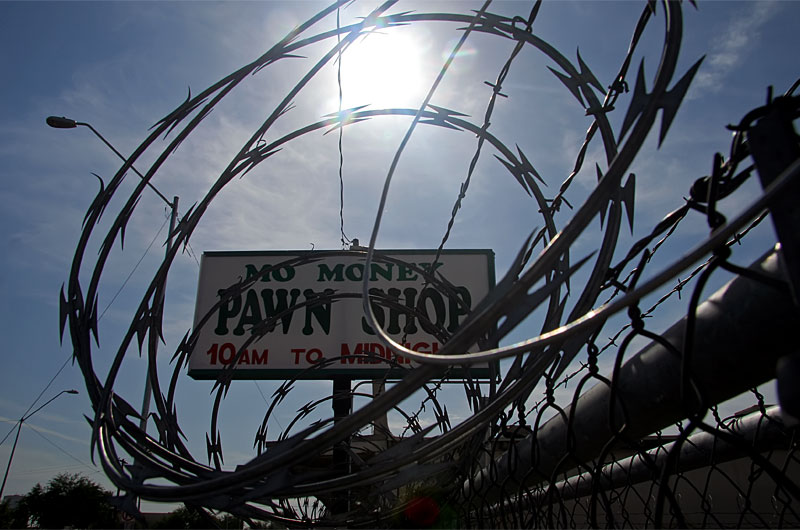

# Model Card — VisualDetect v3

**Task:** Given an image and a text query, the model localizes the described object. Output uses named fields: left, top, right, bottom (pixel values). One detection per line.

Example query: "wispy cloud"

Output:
left=0, top=416, right=88, bottom=446
left=693, top=1, right=781, bottom=92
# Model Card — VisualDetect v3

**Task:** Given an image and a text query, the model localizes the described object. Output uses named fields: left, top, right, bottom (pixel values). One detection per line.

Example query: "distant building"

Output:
left=1, top=494, right=23, bottom=510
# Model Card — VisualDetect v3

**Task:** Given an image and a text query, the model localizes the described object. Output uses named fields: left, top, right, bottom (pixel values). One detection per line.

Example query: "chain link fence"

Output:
left=60, top=1, right=799, bottom=526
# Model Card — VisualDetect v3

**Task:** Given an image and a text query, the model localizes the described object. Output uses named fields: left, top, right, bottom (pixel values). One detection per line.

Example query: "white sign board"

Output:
left=188, top=250, right=495, bottom=380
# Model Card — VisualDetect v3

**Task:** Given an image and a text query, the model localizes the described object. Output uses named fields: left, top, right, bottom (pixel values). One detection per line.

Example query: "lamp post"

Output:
left=46, top=116, right=175, bottom=208
left=46, top=116, right=179, bottom=436
left=0, top=389, right=79, bottom=500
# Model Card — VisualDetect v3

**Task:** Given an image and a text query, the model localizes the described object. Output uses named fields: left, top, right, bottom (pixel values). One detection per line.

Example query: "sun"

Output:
left=333, top=29, right=428, bottom=111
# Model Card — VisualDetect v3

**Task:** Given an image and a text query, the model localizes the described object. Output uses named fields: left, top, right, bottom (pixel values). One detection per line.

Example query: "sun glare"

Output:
left=332, top=30, right=428, bottom=111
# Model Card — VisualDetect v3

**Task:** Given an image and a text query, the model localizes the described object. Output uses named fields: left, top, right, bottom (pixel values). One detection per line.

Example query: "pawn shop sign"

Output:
left=188, top=249, right=495, bottom=380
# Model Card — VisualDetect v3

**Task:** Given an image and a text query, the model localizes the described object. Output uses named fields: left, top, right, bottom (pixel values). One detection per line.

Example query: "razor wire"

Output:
left=58, top=0, right=800, bottom=527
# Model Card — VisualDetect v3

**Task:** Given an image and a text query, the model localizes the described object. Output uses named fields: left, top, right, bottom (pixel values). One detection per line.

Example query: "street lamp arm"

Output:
left=77, top=122, right=175, bottom=209
left=0, top=389, right=78, bottom=500
left=46, top=114, right=180, bottom=444
left=46, top=116, right=175, bottom=209
left=22, top=389, right=79, bottom=423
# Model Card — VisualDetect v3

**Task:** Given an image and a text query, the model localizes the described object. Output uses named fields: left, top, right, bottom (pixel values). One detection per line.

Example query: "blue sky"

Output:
left=1, top=0, right=798, bottom=510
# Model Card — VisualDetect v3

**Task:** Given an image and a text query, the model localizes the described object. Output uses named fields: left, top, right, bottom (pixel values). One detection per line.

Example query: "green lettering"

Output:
left=234, top=290, right=263, bottom=336
left=370, top=263, right=393, bottom=281
left=302, top=288, right=333, bottom=335
left=318, top=263, right=344, bottom=282
left=418, top=261, right=444, bottom=276
left=417, top=288, right=446, bottom=335
left=245, top=263, right=295, bottom=282
left=260, top=288, right=301, bottom=334
left=245, top=264, right=272, bottom=282
left=272, top=266, right=294, bottom=282
left=398, top=263, right=418, bottom=281
left=345, top=264, right=364, bottom=281
left=362, top=288, right=386, bottom=335
left=215, top=291, right=242, bottom=335
left=448, top=287, right=472, bottom=332
left=387, top=287, right=418, bottom=334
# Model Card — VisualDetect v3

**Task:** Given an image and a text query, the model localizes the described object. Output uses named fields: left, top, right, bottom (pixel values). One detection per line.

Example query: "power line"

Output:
left=184, top=240, right=201, bottom=268
left=25, top=424, right=99, bottom=476
left=252, top=382, right=284, bottom=431
left=0, top=423, right=18, bottom=449
left=252, top=381, right=269, bottom=405
left=98, top=214, right=170, bottom=322
left=336, top=6, right=351, bottom=249
left=3, top=212, right=169, bottom=451
left=9, top=463, right=91, bottom=478
left=0, top=355, right=72, bottom=449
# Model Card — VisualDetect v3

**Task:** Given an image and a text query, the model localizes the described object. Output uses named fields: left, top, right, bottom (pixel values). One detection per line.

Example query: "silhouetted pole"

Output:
left=0, top=389, right=78, bottom=500
left=46, top=116, right=179, bottom=435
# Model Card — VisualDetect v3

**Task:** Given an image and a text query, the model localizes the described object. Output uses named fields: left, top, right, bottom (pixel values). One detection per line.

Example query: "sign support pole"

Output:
left=331, top=375, right=352, bottom=514
left=372, top=380, right=388, bottom=443
left=140, top=196, right=179, bottom=434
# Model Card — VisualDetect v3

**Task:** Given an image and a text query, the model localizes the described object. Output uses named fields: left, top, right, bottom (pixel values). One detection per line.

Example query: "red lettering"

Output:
left=251, top=349, right=268, bottom=365
left=206, top=343, right=218, bottom=364
left=292, top=348, right=304, bottom=364
left=219, top=343, right=235, bottom=365
left=205, top=344, right=270, bottom=366
left=306, top=348, right=323, bottom=364
left=399, top=343, right=410, bottom=364
left=412, top=342, right=430, bottom=354
left=341, top=343, right=363, bottom=364
left=368, top=343, right=385, bottom=364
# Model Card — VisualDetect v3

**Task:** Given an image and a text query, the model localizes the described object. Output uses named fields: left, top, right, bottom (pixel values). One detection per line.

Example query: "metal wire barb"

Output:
left=60, top=1, right=800, bottom=527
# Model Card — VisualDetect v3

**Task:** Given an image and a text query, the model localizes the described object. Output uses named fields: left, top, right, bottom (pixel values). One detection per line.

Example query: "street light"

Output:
left=0, top=389, right=79, bottom=500
left=46, top=116, right=175, bottom=209
left=47, top=116, right=179, bottom=436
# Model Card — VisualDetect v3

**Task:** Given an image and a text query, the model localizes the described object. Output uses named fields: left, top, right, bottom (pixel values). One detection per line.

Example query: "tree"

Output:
left=0, top=497, right=29, bottom=529
left=152, top=506, right=274, bottom=529
left=152, top=505, right=220, bottom=529
left=21, top=473, right=119, bottom=529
